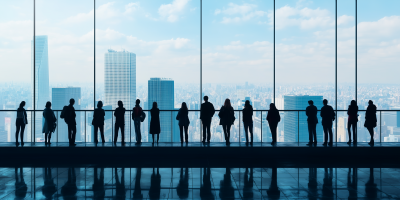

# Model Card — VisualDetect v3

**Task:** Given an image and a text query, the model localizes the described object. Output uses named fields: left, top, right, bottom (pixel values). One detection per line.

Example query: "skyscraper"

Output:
left=148, top=78, right=174, bottom=142
left=52, top=87, right=81, bottom=142
left=283, top=95, right=323, bottom=142
left=104, top=49, right=136, bottom=141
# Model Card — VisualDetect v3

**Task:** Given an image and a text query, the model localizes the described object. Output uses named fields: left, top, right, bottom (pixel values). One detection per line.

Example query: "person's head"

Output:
left=308, top=100, right=314, bottom=105
left=203, top=96, right=209, bottom=102
left=45, top=101, right=51, bottom=108
left=19, top=101, right=25, bottom=108
left=118, top=100, right=123, bottom=107
left=244, top=100, right=250, bottom=108
left=270, top=103, right=277, bottom=110
left=351, top=100, right=357, bottom=107
left=136, top=99, right=140, bottom=106
left=323, top=99, right=328, bottom=106
left=369, top=100, right=373, bottom=105
left=152, top=102, right=158, bottom=109
left=69, top=98, right=75, bottom=105
left=181, top=102, right=188, bottom=110
left=224, top=99, right=232, bottom=108
left=97, top=101, right=103, bottom=108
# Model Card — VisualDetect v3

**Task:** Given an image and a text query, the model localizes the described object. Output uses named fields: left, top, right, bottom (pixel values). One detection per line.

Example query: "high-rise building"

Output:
left=52, top=87, right=81, bottom=142
left=148, top=78, right=174, bottom=142
left=283, top=95, right=323, bottom=142
left=104, top=49, right=136, bottom=141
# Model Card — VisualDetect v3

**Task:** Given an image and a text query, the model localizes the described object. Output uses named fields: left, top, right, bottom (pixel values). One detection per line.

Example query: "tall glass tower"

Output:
left=148, top=78, right=174, bottom=142
left=104, top=49, right=136, bottom=141
left=284, top=95, right=323, bottom=142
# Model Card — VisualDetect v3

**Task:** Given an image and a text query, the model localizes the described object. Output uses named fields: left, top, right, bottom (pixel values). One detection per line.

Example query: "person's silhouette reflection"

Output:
left=149, top=168, right=161, bottom=200
left=115, top=168, right=126, bottom=199
left=365, top=168, right=378, bottom=199
left=92, top=168, right=105, bottom=199
left=61, top=168, right=77, bottom=200
left=219, top=168, right=234, bottom=199
left=14, top=168, right=27, bottom=199
left=267, top=168, right=280, bottom=199
left=200, top=168, right=214, bottom=200
left=322, top=168, right=334, bottom=199
left=177, top=168, right=189, bottom=199
left=133, top=168, right=143, bottom=199
left=347, top=168, right=358, bottom=199
left=243, top=168, right=254, bottom=199
left=307, top=168, right=318, bottom=200
left=42, top=168, right=56, bottom=199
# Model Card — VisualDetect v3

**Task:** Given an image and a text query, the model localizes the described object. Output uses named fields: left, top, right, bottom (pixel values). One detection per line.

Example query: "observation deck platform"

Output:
left=1, top=142, right=399, bottom=168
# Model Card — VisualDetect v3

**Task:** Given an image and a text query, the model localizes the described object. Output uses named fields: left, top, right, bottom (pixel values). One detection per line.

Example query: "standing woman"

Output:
left=150, top=102, right=161, bottom=144
left=176, top=102, right=190, bottom=144
left=43, top=101, right=56, bottom=145
left=347, top=100, right=359, bottom=144
left=92, top=101, right=105, bottom=144
left=267, top=103, right=280, bottom=145
left=364, top=100, right=377, bottom=146
left=218, top=99, right=235, bottom=145
left=15, top=101, right=28, bottom=146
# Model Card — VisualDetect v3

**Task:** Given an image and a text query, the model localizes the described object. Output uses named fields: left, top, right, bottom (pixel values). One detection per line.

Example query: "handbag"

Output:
left=140, top=111, right=146, bottom=122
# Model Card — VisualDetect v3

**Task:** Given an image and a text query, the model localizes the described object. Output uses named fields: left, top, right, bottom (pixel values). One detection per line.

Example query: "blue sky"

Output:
left=0, top=0, right=399, bottom=85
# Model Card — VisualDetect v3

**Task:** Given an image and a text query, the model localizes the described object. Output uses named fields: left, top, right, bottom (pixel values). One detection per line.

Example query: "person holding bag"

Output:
left=43, top=101, right=56, bottom=145
left=92, top=101, right=105, bottom=144
left=219, top=99, right=235, bottom=145
left=132, top=99, right=145, bottom=144
left=176, top=102, right=190, bottom=144
left=364, top=100, right=377, bottom=146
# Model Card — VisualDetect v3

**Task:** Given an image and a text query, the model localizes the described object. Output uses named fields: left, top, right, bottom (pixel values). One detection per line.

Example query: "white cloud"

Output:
left=124, top=2, right=140, bottom=15
left=64, top=2, right=120, bottom=24
left=273, top=5, right=334, bottom=29
left=158, top=0, right=190, bottom=22
left=215, top=3, right=267, bottom=24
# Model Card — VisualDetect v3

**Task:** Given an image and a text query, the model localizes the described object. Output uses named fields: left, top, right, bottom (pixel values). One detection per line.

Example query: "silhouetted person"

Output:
left=14, top=168, right=27, bottom=199
left=177, top=168, right=189, bottom=199
left=347, top=168, right=358, bottom=199
left=266, top=168, right=280, bottom=199
left=114, top=100, right=126, bottom=145
left=306, top=100, right=318, bottom=146
left=61, top=168, right=77, bottom=200
left=365, top=168, right=378, bottom=199
left=132, top=99, right=145, bottom=144
left=149, top=168, right=161, bottom=200
left=308, top=168, right=318, bottom=200
left=133, top=168, right=143, bottom=199
left=92, top=168, right=105, bottom=199
left=200, top=96, right=215, bottom=143
left=115, top=168, right=126, bottom=199
left=219, top=168, right=234, bottom=200
left=364, top=100, right=377, bottom=146
left=322, top=168, right=334, bottom=199
left=43, top=101, right=56, bottom=145
left=243, top=100, right=254, bottom=145
left=92, top=101, right=105, bottom=144
left=176, top=102, right=190, bottom=144
left=219, top=99, right=235, bottom=145
left=62, top=98, right=77, bottom=146
left=200, top=168, right=214, bottom=200
left=243, top=168, right=254, bottom=199
left=150, top=102, right=161, bottom=144
left=267, top=103, right=280, bottom=145
left=347, top=100, right=358, bottom=144
left=15, top=101, right=28, bottom=146
left=42, top=168, right=56, bottom=199
left=320, top=99, right=335, bottom=146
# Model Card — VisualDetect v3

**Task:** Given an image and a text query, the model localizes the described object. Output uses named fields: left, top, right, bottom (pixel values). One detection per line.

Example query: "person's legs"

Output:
left=352, top=123, right=357, bottom=142
left=48, top=131, right=52, bottom=143
left=44, top=132, right=48, bottom=144
left=179, top=125, right=184, bottom=143
left=121, top=125, right=125, bottom=143
left=67, top=124, right=72, bottom=144
left=100, top=125, right=105, bottom=143
left=328, top=127, right=333, bottom=144
left=270, top=124, right=277, bottom=143
left=114, top=124, right=119, bottom=144
left=71, top=125, right=77, bottom=144
left=249, top=123, right=253, bottom=143
left=227, top=125, right=231, bottom=142
left=222, top=125, right=228, bottom=141
left=184, top=126, right=188, bottom=143
left=206, top=124, right=211, bottom=142
left=244, top=123, right=249, bottom=143
left=202, top=123, right=207, bottom=142
left=94, top=126, right=99, bottom=143
left=134, top=119, right=141, bottom=143
left=20, top=124, right=25, bottom=143
left=157, top=134, right=159, bottom=143
left=323, top=125, right=328, bottom=144
left=16, top=124, right=21, bottom=144
left=312, top=123, right=317, bottom=143
left=152, top=134, right=155, bottom=143
left=347, top=123, right=352, bottom=142
left=367, top=127, right=374, bottom=143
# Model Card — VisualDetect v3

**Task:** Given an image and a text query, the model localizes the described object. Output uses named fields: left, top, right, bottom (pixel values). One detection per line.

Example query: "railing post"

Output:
left=171, top=111, right=173, bottom=143
left=112, top=111, right=114, bottom=143
left=130, top=111, right=132, bottom=143
left=380, top=111, right=382, bottom=143
left=85, top=111, right=86, bottom=143
left=239, top=111, right=241, bottom=143
left=298, top=111, right=299, bottom=145
left=56, top=111, right=58, bottom=143
left=261, top=111, right=263, bottom=143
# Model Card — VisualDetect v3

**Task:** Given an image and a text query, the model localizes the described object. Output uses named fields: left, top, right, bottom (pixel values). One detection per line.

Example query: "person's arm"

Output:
left=24, top=110, right=28, bottom=124
left=306, top=107, right=309, bottom=117
left=114, top=109, right=117, bottom=117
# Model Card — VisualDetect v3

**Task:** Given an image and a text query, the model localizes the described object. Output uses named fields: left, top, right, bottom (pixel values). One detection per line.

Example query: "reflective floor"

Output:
left=1, top=167, right=400, bottom=199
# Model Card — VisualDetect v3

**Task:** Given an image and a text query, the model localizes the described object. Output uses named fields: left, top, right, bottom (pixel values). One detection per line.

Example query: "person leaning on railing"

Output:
left=15, top=101, right=28, bottom=146
left=267, top=103, right=280, bottom=145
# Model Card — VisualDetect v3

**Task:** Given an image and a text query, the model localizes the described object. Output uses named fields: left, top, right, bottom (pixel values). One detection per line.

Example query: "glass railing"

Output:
left=1, top=110, right=398, bottom=143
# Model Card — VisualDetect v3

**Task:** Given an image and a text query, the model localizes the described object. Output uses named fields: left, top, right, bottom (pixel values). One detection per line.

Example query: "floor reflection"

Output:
left=0, top=167, right=399, bottom=199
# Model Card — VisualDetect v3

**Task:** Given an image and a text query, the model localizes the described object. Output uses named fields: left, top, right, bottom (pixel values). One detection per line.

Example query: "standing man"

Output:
left=320, top=99, right=335, bottom=146
left=64, top=98, right=77, bottom=146
left=132, top=99, right=144, bottom=144
left=200, top=96, right=215, bottom=143
left=114, top=101, right=126, bottom=145
left=306, top=100, right=318, bottom=146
